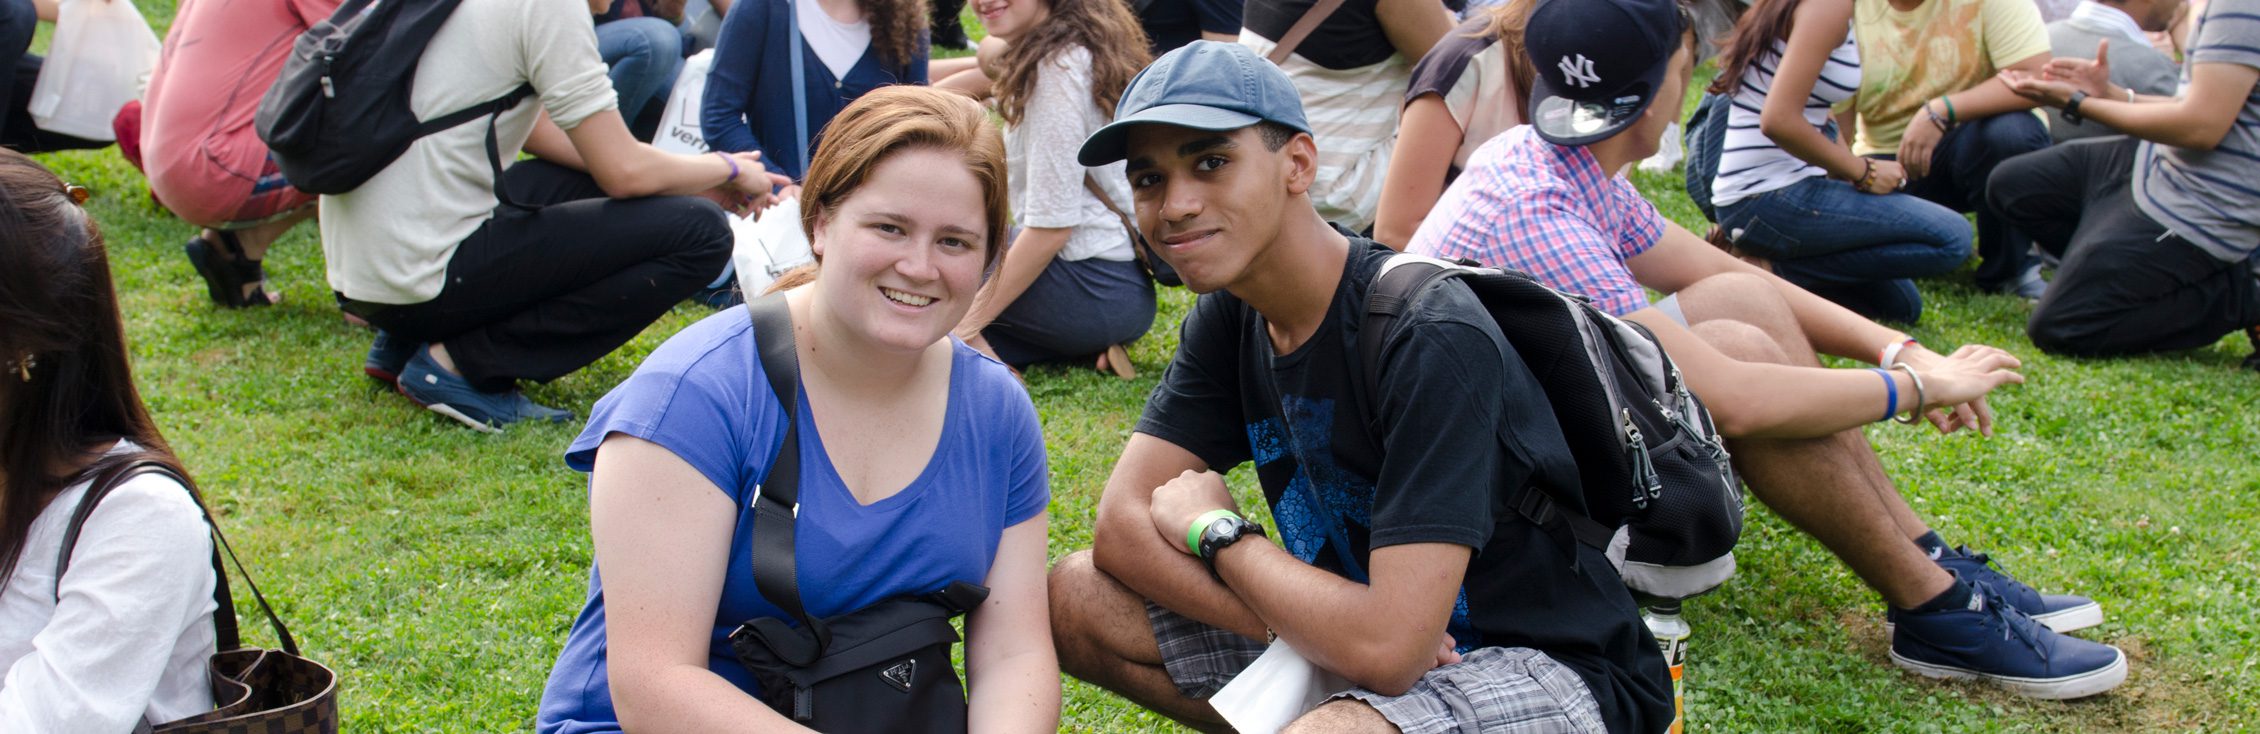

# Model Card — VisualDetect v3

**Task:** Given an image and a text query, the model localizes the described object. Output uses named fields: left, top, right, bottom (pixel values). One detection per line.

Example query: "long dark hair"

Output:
left=0, top=149, right=192, bottom=587
left=867, top=0, right=930, bottom=69
left=990, top=0, right=1151, bottom=127
left=1708, top=0, right=1804, bottom=96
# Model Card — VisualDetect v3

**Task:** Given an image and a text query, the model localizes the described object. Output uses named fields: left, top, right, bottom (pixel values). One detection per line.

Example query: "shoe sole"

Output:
left=366, top=365, right=401, bottom=386
left=393, top=382, right=503, bottom=434
left=1890, top=647, right=2127, bottom=700
left=1887, top=600, right=2104, bottom=636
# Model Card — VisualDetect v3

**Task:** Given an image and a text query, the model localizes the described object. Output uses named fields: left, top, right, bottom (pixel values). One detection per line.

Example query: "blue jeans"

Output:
left=1880, top=112, right=2050, bottom=292
left=596, top=17, right=684, bottom=127
left=1717, top=176, right=1972, bottom=323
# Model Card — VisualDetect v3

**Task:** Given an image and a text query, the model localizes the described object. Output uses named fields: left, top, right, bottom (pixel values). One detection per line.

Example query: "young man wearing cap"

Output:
left=1047, top=40, right=1672, bottom=733
left=1410, top=0, right=2127, bottom=700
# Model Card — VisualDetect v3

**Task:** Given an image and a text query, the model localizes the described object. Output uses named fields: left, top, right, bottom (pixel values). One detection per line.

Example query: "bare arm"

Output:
left=1899, top=52, right=2047, bottom=177
left=1373, top=95, right=1465, bottom=250
left=562, top=108, right=790, bottom=205
left=2004, top=44, right=2260, bottom=150
left=1090, top=435, right=1269, bottom=639
left=1143, top=470, right=1465, bottom=696
left=523, top=110, right=589, bottom=171
left=955, top=227, right=1071, bottom=341
left=1628, top=220, right=1902, bottom=360
left=1757, top=0, right=1872, bottom=183
left=1374, top=0, right=1455, bottom=62
left=591, top=435, right=818, bottom=733
left=964, top=515, right=1062, bottom=733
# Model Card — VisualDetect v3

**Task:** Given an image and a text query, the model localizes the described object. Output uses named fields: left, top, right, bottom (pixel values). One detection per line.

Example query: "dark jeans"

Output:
left=1717, top=176, right=1972, bottom=323
left=982, top=255, right=1157, bottom=367
left=0, top=0, right=105, bottom=153
left=1881, top=112, right=2050, bottom=291
left=1989, top=136, right=2260, bottom=356
left=342, top=160, right=732, bottom=392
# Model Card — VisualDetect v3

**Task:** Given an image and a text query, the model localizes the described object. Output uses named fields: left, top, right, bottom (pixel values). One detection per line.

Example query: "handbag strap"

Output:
left=56, top=459, right=301, bottom=657
left=1082, top=173, right=1140, bottom=246
left=787, top=0, right=810, bottom=171
left=742, top=294, right=828, bottom=654
left=1266, top=0, right=1350, bottom=66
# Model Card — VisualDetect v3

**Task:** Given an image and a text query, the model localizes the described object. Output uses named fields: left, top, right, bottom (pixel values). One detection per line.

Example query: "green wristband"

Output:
left=1187, top=509, right=1238, bottom=555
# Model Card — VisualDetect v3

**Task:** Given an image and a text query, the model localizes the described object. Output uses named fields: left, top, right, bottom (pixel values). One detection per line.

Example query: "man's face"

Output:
left=1627, top=39, right=1696, bottom=161
left=1121, top=125, right=1300, bottom=294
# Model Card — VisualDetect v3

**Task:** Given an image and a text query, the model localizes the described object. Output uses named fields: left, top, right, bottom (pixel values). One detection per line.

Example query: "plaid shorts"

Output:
left=1146, top=604, right=1608, bottom=733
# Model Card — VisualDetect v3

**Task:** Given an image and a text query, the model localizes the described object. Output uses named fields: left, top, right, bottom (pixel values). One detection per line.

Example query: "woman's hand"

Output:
left=1896, top=102, right=1947, bottom=179
left=1858, top=159, right=1906, bottom=194
left=1999, top=69, right=2080, bottom=108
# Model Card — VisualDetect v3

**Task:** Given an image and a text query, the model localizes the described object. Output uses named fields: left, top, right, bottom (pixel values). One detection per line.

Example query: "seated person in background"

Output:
left=595, top=0, right=688, bottom=140
left=536, top=86, right=1058, bottom=733
left=1140, top=0, right=1242, bottom=54
left=1412, top=0, right=2128, bottom=700
left=954, top=0, right=1158, bottom=372
left=331, top=0, right=782, bottom=431
left=0, top=150, right=216, bottom=730
left=1371, top=0, right=1536, bottom=249
left=1992, top=0, right=2260, bottom=362
left=1239, top=0, right=1455, bottom=233
left=1051, top=41, right=1674, bottom=733
left=2043, top=0, right=2183, bottom=142
left=1850, top=0, right=2054, bottom=298
left=0, top=0, right=107, bottom=154
left=1707, top=0, right=1971, bottom=323
left=703, top=0, right=931, bottom=188
left=127, top=0, right=339, bottom=309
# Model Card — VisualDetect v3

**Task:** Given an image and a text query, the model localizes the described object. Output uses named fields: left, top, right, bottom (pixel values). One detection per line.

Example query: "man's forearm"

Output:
left=1942, top=76, right=2041, bottom=120
left=1213, top=540, right=1463, bottom=695
left=1092, top=505, right=1270, bottom=639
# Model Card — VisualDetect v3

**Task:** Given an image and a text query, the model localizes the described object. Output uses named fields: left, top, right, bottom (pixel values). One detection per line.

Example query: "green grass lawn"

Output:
left=37, top=4, right=2260, bottom=731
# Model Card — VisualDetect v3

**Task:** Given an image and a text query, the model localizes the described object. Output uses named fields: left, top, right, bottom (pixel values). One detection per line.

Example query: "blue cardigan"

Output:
left=700, top=0, right=929, bottom=181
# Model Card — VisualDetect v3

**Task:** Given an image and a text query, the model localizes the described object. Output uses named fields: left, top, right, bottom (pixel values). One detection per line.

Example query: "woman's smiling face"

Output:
left=809, top=147, right=992, bottom=353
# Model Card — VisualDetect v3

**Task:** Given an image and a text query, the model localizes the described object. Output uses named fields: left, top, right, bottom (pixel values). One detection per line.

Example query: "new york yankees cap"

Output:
left=1077, top=41, right=1313, bottom=167
left=1523, top=0, right=1689, bottom=146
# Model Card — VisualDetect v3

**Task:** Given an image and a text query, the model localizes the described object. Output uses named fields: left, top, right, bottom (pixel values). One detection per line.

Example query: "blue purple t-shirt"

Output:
left=536, top=306, right=1049, bottom=733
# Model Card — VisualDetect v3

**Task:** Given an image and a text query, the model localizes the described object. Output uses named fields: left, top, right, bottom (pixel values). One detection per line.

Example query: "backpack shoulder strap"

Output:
left=741, top=293, right=827, bottom=660
left=1356, top=255, right=1619, bottom=552
left=1267, top=0, right=1351, bottom=66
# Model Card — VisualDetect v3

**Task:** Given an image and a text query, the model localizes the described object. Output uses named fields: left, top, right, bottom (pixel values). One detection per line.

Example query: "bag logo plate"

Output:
left=881, top=659, right=915, bottom=692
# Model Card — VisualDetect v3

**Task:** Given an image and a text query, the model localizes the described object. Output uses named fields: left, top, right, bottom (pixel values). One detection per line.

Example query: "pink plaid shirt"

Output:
left=1408, top=126, right=1666, bottom=317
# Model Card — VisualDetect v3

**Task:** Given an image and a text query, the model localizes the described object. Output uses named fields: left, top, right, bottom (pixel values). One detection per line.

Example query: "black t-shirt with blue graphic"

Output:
left=1136, top=238, right=1669, bottom=733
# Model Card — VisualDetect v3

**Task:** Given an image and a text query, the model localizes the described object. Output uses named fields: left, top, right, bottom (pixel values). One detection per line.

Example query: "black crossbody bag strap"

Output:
left=743, top=294, right=829, bottom=660
left=57, top=459, right=301, bottom=657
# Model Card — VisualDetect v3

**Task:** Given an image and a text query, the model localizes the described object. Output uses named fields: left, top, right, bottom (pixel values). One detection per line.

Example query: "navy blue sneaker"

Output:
left=364, top=330, right=415, bottom=385
left=1935, top=545, right=2102, bottom=633
left=1891, top=580, right=2127, bottom=700
left=393, top=346, right=572, bottom=432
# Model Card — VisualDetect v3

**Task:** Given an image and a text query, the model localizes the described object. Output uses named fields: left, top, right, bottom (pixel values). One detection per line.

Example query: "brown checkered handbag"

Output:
left=60, top=459, right=340, bottom=734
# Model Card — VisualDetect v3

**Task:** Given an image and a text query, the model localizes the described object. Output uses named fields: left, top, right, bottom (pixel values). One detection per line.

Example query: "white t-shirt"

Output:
left=797, top=0, right=873, bottom=82
left=321, top=0, right=621, bottom=304
left=1004, top=47, right=1134, bottom=263
left=0, top=449, right=217, bottom=732
left=1239, top=33, right=1408, bottom=233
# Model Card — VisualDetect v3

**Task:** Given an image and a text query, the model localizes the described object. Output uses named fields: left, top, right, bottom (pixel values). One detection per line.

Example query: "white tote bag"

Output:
left=653, top=49, right=716, bottom=155
left=30, top=0, right=163, bottom=141
left=732, top=197, right=816, bottom=296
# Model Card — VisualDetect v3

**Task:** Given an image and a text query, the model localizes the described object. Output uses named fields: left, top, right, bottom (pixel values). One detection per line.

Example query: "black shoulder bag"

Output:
left=725, top=294, right=991, bottom=733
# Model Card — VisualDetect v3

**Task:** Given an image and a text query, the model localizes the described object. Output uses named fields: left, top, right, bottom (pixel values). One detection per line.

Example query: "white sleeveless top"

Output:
left=1711, top=30, right=1861, bottom=207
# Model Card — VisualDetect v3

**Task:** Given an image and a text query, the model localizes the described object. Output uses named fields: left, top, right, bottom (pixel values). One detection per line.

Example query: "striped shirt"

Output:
left=2133, top=0, right=2260, bottom=262
left=1241, top=32, right=1408, bottom=233
left=1407, top=126, right=1666, bottom=317
left=1712, top=30, right=1861, bottom=207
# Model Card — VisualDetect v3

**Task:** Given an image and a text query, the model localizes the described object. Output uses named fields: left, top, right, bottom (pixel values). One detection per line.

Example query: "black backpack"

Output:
left=255, top=0, right=534, bottom=197
left=1359, top=254, right=1745, bottom=602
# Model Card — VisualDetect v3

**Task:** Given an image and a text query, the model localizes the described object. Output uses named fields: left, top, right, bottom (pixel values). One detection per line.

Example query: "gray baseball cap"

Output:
left=1077, top=41, right=1314, bottom=167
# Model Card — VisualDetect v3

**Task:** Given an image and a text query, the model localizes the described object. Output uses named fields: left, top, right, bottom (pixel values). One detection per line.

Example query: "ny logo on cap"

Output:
left=1559, top=54, right=1601, bottom=88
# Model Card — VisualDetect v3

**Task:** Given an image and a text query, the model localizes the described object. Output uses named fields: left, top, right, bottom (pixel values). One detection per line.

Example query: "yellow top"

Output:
left=1850, top=0, right=2051, bottom=155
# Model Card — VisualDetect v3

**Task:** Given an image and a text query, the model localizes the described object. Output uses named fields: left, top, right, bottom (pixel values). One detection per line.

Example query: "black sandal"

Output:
left=183, top=230, right=278, bottom=308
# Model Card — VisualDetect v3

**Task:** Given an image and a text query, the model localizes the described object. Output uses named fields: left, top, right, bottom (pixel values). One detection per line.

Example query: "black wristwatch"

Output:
left=2062, top=90, right=2090, bottom=125
left=1196, top=514, right=1268, bottom=581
